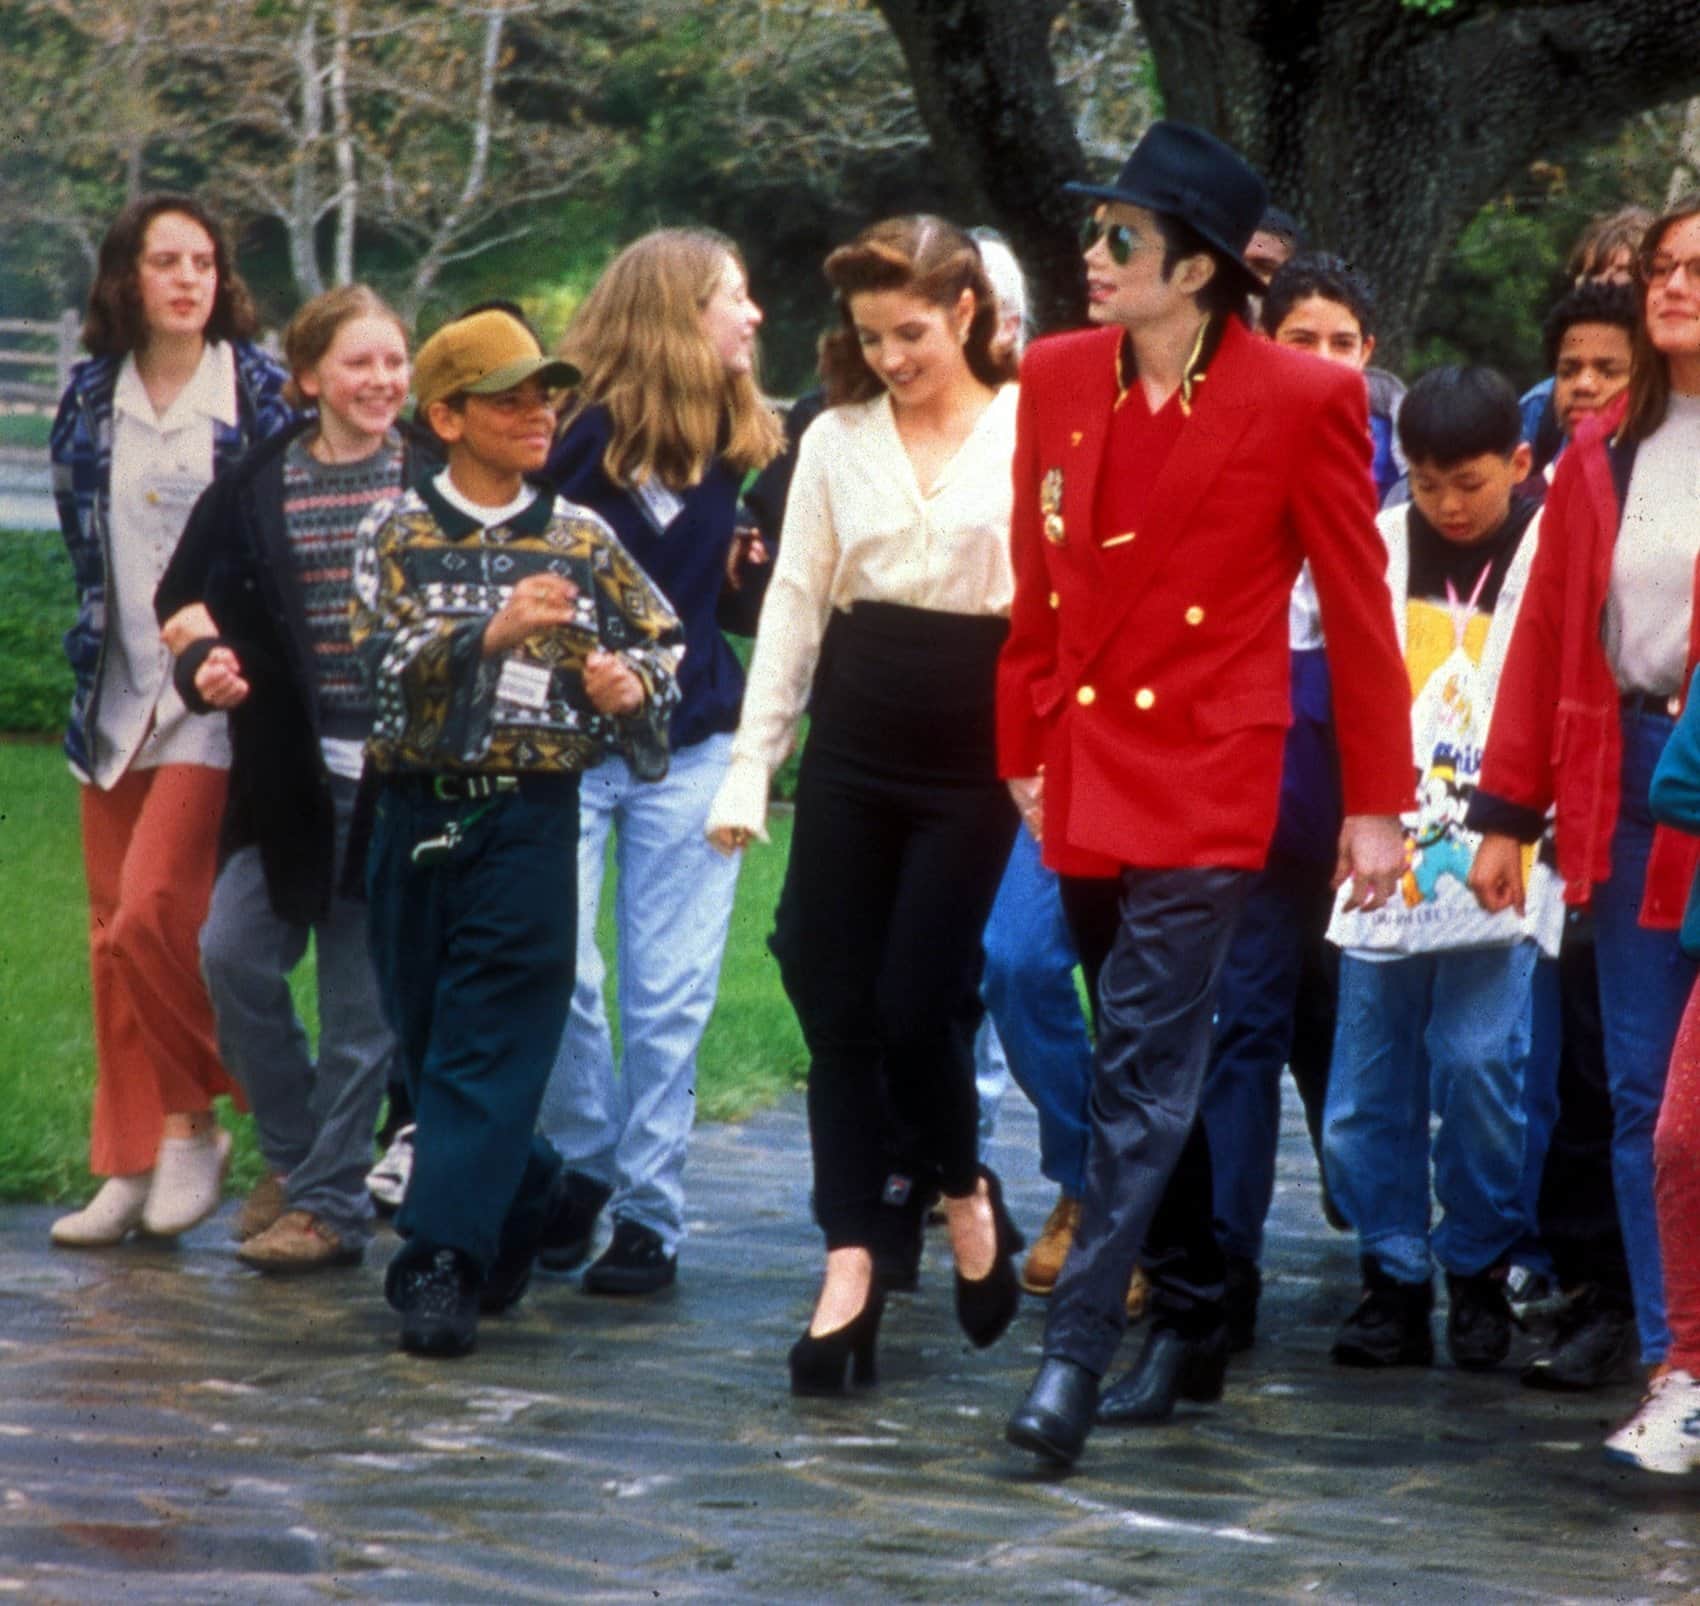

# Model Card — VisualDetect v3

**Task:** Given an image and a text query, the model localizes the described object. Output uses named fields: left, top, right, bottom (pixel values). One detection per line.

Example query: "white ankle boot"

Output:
left=51, top=1174, right=152, bottom=1247
left=143, top=1128, right=233, bottom=1236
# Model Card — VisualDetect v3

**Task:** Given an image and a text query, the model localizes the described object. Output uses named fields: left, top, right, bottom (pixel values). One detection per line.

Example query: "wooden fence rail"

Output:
left=0, top=311, right=80, bottom=406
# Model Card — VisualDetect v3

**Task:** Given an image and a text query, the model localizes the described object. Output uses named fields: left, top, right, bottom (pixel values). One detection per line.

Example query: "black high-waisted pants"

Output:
left=770, top=603, right=1017, bottom=1251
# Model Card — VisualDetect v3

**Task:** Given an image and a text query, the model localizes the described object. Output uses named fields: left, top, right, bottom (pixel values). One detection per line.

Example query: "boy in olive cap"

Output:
left=351, top=308, right=684, bottom=1357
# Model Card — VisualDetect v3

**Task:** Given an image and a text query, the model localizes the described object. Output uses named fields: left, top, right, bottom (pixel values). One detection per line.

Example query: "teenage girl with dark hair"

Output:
left=707, top=215, right=1023, bottom=1392
left=49, top=193, right=292, bottom=1248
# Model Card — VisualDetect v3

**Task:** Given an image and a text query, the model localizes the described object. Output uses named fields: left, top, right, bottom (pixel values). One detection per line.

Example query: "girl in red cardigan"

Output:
left=1470, top=196, right=1700, bottom=1467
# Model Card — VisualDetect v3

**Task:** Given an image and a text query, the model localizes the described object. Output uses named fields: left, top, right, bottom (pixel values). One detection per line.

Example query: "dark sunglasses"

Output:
left=1079, top=215, right=1138, bottom=266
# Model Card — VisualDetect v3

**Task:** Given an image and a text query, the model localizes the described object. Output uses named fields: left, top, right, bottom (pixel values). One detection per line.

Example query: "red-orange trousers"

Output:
left=1658, top=977, right=1700, bottom=1372
left=79, top=763, right=237, bottom=1177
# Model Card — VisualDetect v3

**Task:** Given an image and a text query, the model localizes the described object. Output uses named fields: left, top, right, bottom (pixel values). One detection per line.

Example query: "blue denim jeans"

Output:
left=1591, top=706, right=1697, bottom=1363
left=980, top=827, right=1094, bottom=1195
left=973, top=1019, right=1010, bottom=1162
left=1324, top=944, right=1538, bottom=1284
left=539, top=734, right=740, bottom=1254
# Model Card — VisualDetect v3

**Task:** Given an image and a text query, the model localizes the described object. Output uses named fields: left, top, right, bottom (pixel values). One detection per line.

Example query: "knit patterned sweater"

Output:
left=350, top=476, right=684, bottom=778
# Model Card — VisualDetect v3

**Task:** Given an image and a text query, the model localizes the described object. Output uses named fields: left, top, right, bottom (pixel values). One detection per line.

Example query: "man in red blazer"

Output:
left=1002, top=122, right=1415, bottom=1467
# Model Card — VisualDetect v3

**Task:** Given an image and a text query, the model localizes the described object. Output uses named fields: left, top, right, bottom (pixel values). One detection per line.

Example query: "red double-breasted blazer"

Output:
left=996, top=318, right=1414, bottom=877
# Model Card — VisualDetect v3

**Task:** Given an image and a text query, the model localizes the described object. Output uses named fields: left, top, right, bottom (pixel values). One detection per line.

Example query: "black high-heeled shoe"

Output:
left=789, top=1288, right=887, bottom=1395
left=953, top=1167, right=1026, bottom=1349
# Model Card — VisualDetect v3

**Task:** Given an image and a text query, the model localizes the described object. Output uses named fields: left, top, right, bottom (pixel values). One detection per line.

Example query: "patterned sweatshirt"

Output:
left=350, top=475, right=684, bottom=780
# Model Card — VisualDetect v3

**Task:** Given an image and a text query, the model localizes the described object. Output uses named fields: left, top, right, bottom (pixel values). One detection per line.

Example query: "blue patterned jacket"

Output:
left=49, top=340, right=293, bottom=777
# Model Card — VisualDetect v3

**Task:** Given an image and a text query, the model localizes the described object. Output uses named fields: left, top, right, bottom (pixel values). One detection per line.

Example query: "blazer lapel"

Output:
left=1076, top=325, right=1260, bottom=668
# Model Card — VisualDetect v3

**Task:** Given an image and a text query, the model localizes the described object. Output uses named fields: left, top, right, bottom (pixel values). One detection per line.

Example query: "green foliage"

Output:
left=0, top=530, right=74, bottom=735
left=0, top=414, right=51, bottom=450
left=1407, top=113, right=1682, bottom=387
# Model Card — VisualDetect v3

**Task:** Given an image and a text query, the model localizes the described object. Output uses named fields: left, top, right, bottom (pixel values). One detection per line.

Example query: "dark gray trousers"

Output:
left=199, top=776, right=393, bottom=1245
left=1044, top=865, right=1252, bottom=1376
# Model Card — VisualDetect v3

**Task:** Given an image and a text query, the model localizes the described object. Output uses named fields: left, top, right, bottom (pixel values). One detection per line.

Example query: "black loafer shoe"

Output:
left=1098, top=1321, right=1229, bottom=1424
left=537, top=1169, right=613, bottom=1273
left=1006, top=1357, right=1099, bottom=1467
left=582, top=1218, right=677, bottom=1295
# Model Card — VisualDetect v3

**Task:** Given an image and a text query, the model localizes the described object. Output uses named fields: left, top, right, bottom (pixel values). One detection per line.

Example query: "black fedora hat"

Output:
left=1065, top=120, right=1270, bottom=301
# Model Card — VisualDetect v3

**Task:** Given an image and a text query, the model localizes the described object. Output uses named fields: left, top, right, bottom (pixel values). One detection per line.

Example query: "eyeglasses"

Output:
left=1643, top=254, right=1700, bottom=288
left=1079, top=215, right=1141, bottom=266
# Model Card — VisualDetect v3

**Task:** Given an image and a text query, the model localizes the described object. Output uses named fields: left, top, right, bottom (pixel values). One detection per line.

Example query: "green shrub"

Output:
left=0, top=530, right=73, bottom=735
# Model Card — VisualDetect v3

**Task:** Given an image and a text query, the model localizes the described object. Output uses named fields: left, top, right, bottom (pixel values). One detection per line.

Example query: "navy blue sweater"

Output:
left=545, top=406, right=743, bottom=752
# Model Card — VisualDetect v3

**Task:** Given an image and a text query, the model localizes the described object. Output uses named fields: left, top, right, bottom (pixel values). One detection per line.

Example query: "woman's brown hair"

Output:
left=279, top=284, right=408, bottom=410
left=559, top=228, right=782, bottom=488
left=1621, top=192, right=1700, bottom=445
left=817, top=216, right=1018, bottom=407
left=82, top=193, right=259, bottom=358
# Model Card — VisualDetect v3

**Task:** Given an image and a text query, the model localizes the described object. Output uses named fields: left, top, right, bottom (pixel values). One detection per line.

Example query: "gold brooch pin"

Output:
left=1040, top=467, right=1065, bottom=546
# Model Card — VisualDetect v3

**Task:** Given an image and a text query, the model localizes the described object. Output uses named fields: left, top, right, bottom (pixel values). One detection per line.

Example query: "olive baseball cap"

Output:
left=413, top=309, right=580, bottom=414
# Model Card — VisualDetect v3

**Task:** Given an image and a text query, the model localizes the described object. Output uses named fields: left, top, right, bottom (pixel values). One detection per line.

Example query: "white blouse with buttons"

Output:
left=92, top=340, right=237, bottom=787
left=708, top=383, right=1018, bottom=839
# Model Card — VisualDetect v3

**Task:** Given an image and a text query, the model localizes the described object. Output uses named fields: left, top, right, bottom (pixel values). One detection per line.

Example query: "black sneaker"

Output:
left=1446, top=1268, right=1512, bottom=1371
left=582, top=1218, right=676, bottom=1296
left=1331, top=1259, right=1434, bottom=1367
left=537, top=1170, right=613, bottom=1273
left=388, top=1246, right=480, bottom=1358
left=1223, top=1253, right=1262, bottom=1353
left=1520, top=1284, right=1636, bottom=1391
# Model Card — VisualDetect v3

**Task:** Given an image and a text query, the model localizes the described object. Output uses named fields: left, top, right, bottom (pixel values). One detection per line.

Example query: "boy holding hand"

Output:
left=352, top=309, right=683, bottom=1357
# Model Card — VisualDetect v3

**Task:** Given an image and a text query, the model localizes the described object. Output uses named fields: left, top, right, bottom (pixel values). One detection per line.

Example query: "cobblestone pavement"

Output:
left=1, top=1088, right=1693, bottom=1603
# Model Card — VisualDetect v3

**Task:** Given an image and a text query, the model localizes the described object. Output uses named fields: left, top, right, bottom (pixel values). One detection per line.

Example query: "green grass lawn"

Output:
left=0, top=412, right=52, bottom=451
left=0, top=740, right=806, bottom=1204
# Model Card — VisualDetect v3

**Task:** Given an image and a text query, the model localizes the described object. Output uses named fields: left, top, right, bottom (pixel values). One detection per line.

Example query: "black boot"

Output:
left=1520, top=1284, right=1636, bottom=1390
left=1331, top=1258, right=1434, bottom=1367
left=1445, top=1267, right=1512, bottom=1372
left=1098, top=1320, right=1230, bottom=1424
left=1007, top=1357, right=1099, bottom=1467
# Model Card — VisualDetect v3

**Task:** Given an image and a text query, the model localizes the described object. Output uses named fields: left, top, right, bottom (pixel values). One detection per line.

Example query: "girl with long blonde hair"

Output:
left=535, top=228, right=781, bottom=1293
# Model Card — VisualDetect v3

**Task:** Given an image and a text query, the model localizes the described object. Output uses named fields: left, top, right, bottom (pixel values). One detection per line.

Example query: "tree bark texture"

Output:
left=877, top=0, right=1700, bottom=353
left=872, top=0, right=1089, bottom=332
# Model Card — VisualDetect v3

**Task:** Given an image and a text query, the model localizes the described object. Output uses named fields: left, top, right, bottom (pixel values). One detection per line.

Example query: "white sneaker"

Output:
left=142, top=1127, right=233, bottom=1237
left=366, top=1124, right=415, bottom=1212
left=51, top=1174, right=151, bottom=1247
left=1604, top=1369, right=1700, bottom=1475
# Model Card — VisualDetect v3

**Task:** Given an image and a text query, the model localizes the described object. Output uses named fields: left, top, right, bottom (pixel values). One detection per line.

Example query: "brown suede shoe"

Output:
left=231, top=1174, right=290, bottom=1243
left=1125, top=1265, right=1152, bottom=1322
left=1020, top=1193, right=1081, bottom=1294
left=236, top=1210, right=363, bottom=1274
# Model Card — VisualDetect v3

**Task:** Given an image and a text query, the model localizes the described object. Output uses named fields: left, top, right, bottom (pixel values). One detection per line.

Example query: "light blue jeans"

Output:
left=539, top=733, right=740, bottom=1254
left=1323, top=943, right=1538, bottom=1284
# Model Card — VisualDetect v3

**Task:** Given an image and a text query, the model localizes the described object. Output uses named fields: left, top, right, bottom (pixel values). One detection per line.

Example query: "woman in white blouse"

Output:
left=48, top=195, right=291, bottom=1248
left=707, top=217, right=1023, bottom=1393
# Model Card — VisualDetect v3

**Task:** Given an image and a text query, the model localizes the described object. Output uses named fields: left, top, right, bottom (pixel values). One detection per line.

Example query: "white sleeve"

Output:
left=705, top=419, right=844, bottom=841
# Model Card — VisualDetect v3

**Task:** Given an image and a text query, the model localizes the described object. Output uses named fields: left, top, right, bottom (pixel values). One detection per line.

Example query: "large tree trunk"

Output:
left=871, top=0, right=1088, bottom=333
left=876, top=0, right=1700, bottom=355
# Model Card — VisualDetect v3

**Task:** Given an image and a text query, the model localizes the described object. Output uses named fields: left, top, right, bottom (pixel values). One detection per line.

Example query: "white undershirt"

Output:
left=1606, top=393, right=1700, bottom=695
left=432, top=469, right=537, bottom=529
